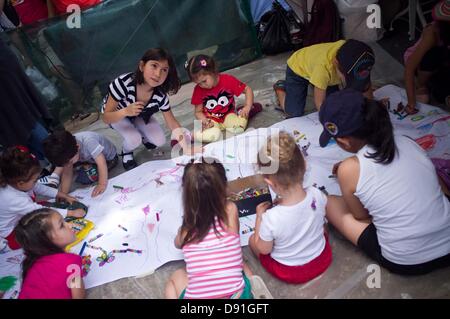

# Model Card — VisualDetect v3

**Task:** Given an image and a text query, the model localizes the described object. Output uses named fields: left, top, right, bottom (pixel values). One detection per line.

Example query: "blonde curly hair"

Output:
left=257, top=131, right=305, bottom=189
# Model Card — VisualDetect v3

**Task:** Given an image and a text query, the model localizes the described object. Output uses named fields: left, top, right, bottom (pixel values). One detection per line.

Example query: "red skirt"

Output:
left=259, top=236, right=332, bottom=284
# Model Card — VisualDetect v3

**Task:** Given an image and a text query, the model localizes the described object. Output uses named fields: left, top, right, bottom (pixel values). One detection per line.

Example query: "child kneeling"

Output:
left=249, top=132, right=332, bottom=283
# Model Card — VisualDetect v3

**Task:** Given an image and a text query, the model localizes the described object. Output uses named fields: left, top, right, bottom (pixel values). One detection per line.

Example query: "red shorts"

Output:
left=5, top=230, right=21, bottom=250
left=259, top=236, right=332, bottom=284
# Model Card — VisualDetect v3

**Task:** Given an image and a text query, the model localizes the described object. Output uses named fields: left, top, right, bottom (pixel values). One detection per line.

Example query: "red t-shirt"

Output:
left=51, top=0, right=101, bottom=15
left=19, top=253, right=82, bottom=299
left=191, top=73, right=246, bottom=123
left=11, top=0, right=48, bottom=25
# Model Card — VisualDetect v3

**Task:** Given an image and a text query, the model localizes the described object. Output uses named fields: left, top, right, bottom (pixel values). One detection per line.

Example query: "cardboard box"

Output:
left=227, top=175, right=273, bottom=217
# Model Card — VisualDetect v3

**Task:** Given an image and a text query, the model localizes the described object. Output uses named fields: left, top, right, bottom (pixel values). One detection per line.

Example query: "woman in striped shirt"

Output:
left=101, top=48, right=200, bottom=170
left=165, top=158, right=253, bottom=299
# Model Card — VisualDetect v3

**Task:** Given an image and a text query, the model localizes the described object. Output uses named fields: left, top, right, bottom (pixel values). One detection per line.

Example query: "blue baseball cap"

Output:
left=336, top=40, right=375, bottom=92
left=319, top=89, right=365, bottom=147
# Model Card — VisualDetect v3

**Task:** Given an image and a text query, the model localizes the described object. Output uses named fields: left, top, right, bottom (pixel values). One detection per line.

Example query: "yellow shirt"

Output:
left=287, top=40, right=345, bottom=90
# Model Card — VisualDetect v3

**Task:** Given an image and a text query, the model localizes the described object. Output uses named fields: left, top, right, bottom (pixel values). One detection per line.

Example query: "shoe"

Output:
left=249, top=102, right=263, bottom=118
left=142, top=137, right=157, bottom=150
left=38, top=173, right=60, bottom=188
left=120, top=151, right=138, bottom=171
left=107, top=154, right=119, bottom=171
left=273, top=80, right=286, bottom=111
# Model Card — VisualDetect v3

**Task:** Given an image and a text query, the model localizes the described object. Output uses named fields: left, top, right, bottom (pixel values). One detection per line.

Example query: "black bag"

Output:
left=257, top=1, right=293, bottom=55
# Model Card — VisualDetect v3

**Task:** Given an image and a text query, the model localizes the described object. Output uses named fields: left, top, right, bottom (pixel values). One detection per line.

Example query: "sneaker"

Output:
left=38, top=172, right=60, bottom=188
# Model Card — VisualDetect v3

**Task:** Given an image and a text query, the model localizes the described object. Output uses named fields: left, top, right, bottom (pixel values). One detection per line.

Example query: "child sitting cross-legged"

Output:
left=249, top=132, right=332, bottom=284
left=165, top=158, right=253, bottom=299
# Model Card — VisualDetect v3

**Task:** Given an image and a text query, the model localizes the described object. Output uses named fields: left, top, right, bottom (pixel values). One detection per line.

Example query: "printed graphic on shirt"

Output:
left=202, top=90, right=234, bottom=121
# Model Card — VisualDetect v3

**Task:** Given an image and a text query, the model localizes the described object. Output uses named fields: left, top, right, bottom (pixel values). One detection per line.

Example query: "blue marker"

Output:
left=79, top=242, right=87, bottom=256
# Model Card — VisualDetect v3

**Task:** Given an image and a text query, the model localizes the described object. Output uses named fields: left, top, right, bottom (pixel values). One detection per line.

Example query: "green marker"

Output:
left=113, top=185, right=124, bottom=190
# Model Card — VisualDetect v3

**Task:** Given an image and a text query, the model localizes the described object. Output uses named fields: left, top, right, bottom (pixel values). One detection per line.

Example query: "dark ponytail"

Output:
left=14, top=208, right=63, bottom=280
left=351, top=99, right=397, bottom=164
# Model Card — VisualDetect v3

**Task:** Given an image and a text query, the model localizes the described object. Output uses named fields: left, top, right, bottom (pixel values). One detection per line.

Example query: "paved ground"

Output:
left=76, top=43, right=450, bottom=299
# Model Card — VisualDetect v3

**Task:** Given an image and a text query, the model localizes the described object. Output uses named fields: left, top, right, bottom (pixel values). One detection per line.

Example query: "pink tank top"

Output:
left=182, top=217, right=244, bottom=299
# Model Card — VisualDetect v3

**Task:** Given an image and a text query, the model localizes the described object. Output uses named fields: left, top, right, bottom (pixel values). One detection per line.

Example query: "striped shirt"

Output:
left=182, top=218, right=244, bottom=299
left=101, top=72, right=170, bottom=123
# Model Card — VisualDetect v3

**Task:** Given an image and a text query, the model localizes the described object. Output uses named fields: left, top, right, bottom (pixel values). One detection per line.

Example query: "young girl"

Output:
left=0, top=146, right=85, bottom=250
left=15, top=208, right=85, bottom=299
left=165, top=158, right=253, bottom=299
left=101, top=48, right=199, bottom=170
left=404, top=0, right=450, bottom=113
left=249, top=132, right=332, bottom=283
left=186, top=54, right=262, bottom=143
left=319, top=89, right=450, bottom=275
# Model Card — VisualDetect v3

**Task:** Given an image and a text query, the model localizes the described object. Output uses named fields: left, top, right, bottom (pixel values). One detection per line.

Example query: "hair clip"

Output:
left=15, top=145, right=36, bottom=160
left=184, top=60, right=189, bottom=70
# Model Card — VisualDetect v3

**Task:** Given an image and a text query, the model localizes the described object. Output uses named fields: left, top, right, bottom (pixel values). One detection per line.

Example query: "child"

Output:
left=165, top=158, right=253, bottom=299
left=249, top=132, right=332, bottom=283
left=319, top=89, right=450, bottom=275
left=0, top=146, right=85, bottom=251
left=274, top=39, right=375, bottom=117
left=101, top=48, right=200, bottom=170
left=186, top=54, right=262, bottom=143
left=43, top=130, right=118, bottom=198
left=404, top=0, right=450, bottom=113
left=15, top=208, right=85, bottom=299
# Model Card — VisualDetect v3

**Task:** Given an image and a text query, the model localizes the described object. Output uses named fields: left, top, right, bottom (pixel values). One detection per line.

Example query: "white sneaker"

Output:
left=38, top=173, right=60, bottom=188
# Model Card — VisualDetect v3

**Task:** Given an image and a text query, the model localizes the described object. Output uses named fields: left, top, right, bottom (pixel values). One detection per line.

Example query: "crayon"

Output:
left=118, top=224, right=128, bottom=232
left=156, top=213, right=160, bottom=222
left=79, top=242, right=87, bottom=256
left=88, top=233, right=103, bottom=243
left=113, top=185, right=124, bottom=190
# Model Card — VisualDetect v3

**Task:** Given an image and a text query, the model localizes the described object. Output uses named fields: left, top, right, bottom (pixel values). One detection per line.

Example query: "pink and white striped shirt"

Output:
left=182, top=217, right=244, bottom=299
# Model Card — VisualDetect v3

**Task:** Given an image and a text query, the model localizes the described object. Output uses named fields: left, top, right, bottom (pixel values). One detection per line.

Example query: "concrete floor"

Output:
left=79, top=43, right=450, bottom=299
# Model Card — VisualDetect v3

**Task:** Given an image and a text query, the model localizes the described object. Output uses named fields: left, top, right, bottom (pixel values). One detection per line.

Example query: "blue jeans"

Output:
left=27, top=121, right=49, bottom=161
left=284, top=66, right=339, bottom=118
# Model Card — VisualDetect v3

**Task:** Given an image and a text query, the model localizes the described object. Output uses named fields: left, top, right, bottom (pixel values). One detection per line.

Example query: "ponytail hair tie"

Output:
left=199, top=59, right=207, bottom=67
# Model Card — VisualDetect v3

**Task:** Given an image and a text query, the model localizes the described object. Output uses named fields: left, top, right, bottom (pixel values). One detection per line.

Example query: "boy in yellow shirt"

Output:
left=275, top=39, right=375, bottom=117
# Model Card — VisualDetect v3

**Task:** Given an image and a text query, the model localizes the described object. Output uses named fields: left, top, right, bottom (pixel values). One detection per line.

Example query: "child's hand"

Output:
left=67, top=208, right=86, bottom=219
left=56, top=191, right=77, bottom=204
left=256, top=201, right=271, bottom=216
left=91, top=183, right=107, bottom=197
left=405, top=104, right=419, bottom=115
left=125, top=101, right=145, bottom=117
left=238, top=105, right=251, bottom=119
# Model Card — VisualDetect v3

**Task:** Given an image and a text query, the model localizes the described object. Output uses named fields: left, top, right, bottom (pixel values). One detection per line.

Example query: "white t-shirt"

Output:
left=355, top=135, right=450, bottom=265
left=259, top=187, right=327, bottom=266
left=0, top=184, right=66, bottom=238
